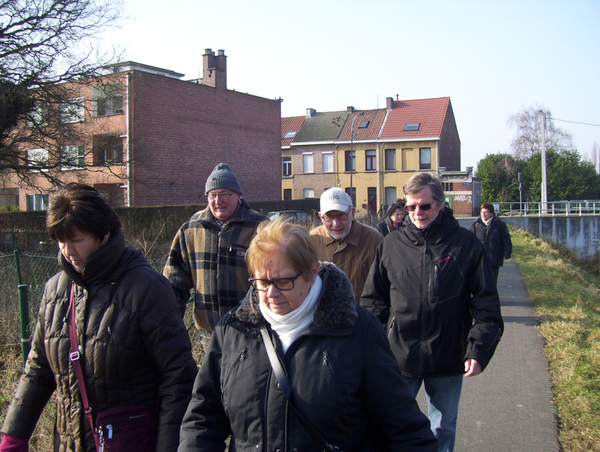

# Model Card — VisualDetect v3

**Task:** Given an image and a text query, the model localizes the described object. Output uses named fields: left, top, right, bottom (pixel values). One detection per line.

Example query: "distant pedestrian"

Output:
left=310, top=187, right=382, bottom=302
left=470, top=202, right=512, bottom=283
left=377, top=199, right=406, bottom=237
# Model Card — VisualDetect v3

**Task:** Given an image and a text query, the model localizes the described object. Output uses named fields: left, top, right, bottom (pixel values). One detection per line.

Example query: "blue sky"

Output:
left=105, top=0, right=600, bottom=170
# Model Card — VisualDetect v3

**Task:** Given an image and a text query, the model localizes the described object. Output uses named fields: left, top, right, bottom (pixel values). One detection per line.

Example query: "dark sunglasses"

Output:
left=405, top=203, right=433, bottom=212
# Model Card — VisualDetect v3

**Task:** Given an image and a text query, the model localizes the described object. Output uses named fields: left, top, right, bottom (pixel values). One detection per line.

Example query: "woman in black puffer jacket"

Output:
left=0, top=183, right=197, bottom=452
left=179, top=218, right=437, bottom=452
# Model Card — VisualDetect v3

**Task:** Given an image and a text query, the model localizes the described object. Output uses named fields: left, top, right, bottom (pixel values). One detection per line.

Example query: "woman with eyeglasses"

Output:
left=178, top=217, right=437, bottom=452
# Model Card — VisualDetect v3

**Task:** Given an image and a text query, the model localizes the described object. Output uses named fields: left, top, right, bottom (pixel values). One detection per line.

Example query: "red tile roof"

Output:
left=338, top=110, right=388, bottom=141
left=281, top=115, right=305, bottom=146
left=380, top=97, right=450, bottom=140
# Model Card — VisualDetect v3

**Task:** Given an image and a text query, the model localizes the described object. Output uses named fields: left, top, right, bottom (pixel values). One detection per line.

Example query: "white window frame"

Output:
left=303, top=188, right=315, bottom=199
left=27, top=148, right=49, bottom=172
left=60, top=97, right=85, bottom=124
left=385, top=149, right=396, bottom=170
left=282, top=156, right=292, bottom=177
left=26, top=193, right=49, bottom=211
left=303, top=153, right=314, bottom=174
left=322, top=152, right=334, bottom=173
left=93, top=83, right=124, bottom=117
left=61, top=145, right=85, bottom=170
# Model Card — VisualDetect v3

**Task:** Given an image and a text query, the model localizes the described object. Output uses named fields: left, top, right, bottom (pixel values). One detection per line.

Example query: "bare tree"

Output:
left=507, top=105, right=575, bottom=159
left=591, top=142, right=599, bottom=174
left=0, top=0, right=124, bottom=187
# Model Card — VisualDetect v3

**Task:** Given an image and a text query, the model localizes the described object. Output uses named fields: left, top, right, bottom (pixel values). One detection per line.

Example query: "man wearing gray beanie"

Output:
left=164, top=163, right=267, bottom=335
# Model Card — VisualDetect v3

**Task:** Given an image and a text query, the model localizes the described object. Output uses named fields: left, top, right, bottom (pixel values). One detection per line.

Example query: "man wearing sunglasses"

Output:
left=361, top=172, right=503, bottom=452
left=164, top=163, right=267, bottom=335
left=310, top=187, right=382, bottom=302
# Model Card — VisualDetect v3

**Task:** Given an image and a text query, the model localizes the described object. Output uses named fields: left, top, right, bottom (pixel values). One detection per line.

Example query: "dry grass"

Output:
left=511, top=228, right=600, bottom=451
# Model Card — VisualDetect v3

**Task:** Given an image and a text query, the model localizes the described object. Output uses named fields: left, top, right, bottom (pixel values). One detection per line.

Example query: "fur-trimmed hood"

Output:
left=233, top=261, right=358, bottom=329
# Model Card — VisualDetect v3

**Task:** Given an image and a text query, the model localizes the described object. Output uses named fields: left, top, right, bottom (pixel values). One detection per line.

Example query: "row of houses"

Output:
left=0, top=48, right=479, bottom=216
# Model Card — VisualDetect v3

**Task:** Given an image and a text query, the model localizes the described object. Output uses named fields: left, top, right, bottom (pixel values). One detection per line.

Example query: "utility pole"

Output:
left=539, top=110, right=548, bottom=214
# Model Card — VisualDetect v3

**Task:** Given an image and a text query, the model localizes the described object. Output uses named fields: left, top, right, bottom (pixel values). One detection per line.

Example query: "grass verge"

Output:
left=511, top=227, right=600, bottom=452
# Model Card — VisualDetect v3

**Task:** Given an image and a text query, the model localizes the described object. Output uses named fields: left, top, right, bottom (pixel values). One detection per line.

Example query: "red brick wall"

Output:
left=128, top=71, right=281, bottom=206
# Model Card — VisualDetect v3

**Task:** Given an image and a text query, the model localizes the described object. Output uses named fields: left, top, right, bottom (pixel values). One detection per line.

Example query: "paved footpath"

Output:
left=415, top=231, right=560, bottom=451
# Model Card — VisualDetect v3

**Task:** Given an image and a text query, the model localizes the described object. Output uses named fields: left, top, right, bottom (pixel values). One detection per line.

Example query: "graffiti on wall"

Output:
left=454, top=195, right=472, bottom=204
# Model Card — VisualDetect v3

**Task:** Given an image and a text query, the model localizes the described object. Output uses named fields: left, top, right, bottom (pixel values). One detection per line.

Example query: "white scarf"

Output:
left=260, top=275, right=322, bottom=353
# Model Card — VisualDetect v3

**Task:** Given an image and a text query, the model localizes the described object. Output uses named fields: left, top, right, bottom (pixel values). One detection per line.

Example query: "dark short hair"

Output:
left=403, top=172, right=445, bottom=204
left=481, top=202, right=495, bottom=214
left=47, top=183, right=122, bottom=242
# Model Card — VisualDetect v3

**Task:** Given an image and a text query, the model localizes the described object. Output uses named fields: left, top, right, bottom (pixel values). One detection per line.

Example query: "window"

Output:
left=26, top=194, right=48, bottom=211
left=404, top=123, right=421, bottom=131
left=420, top=147, right=431, bottom=170
left=283, top=189, right=292, bottom=200
left=345, top=150, right=355, bottom=172
left=95, top=135, right=123, bottom=165
left=366, top=149, right=376, bottom=171
left=322, top=152, right=333, bottom=173
left=61, top=145, right=85, bottom=170
left=60, top=97, right=85, bottom=123
left=345, top=187, right=356, bottom=207
left=27, top=148, right=49, bottom=172
left=93, top=83, right=124, bottom=117
left=444, top=182, right=454, bottom=192
left=303, top=153, right=313, bottom=173
left=303, top=188, right=314, bottom=199
left=284, top=131, right=297, bottom=139
left=282, top=156, right=292, bottom=176
left=358, top=120, right=370, bottom=129
left=385, top=187, right=397, bottom=206
left=385, top=149, right=396, bottom=170
left=402, top=148, right=414, bottom=170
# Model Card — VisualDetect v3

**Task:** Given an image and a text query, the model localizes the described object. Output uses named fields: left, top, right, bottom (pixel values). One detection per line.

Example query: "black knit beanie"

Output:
left=205, top=163, right=243, bottom=195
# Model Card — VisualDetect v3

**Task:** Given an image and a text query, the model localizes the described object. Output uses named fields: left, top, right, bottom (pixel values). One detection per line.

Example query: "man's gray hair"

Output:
left=404, top=172, right=445, bottom=204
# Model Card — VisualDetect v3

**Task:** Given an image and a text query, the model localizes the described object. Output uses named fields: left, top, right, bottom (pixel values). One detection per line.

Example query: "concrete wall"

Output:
left=502, top=216, right=600, bottom=262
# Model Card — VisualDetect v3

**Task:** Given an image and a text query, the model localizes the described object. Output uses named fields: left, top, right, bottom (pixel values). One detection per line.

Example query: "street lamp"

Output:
left=349, top=112, right=364, bottom=206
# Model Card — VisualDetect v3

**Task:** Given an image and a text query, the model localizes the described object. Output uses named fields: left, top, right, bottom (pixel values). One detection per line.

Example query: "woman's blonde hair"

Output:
left=246, top=217, right=318, bottom=281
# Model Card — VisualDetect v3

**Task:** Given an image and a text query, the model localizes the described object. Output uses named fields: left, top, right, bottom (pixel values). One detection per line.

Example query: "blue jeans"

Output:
left=402, top=375, right=463, bottom=452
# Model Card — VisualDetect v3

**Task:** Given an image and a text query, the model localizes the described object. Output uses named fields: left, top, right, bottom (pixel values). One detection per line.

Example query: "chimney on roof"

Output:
left=386, top=97, right=394, bottom=111
left=202, top=48, right=227, bottom=89
left=347, top=106, right=355, bottom=113
left=306, top=108, right=316, bottom=118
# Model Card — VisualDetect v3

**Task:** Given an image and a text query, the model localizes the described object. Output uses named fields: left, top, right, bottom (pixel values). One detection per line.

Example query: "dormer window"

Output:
left=284, top=131, right=297, bottom=139
left=358, top=120, right=370, bottom=129
left=403, top=123, right=421, bottom=131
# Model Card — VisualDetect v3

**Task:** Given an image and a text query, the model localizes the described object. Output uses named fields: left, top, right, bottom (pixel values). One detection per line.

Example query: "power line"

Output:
left=551, top=117, right=600, bottom=127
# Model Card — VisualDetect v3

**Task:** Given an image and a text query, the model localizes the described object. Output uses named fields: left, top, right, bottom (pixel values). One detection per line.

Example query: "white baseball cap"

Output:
left=320, top=188, right=353, bottom=214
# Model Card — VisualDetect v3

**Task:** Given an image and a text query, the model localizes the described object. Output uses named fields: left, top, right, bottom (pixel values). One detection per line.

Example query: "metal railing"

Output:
left=494, top=200, right=600, bottom=217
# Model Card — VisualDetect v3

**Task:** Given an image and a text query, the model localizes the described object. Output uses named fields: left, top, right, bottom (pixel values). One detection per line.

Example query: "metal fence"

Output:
left=494, top=200, right=600, bottom=217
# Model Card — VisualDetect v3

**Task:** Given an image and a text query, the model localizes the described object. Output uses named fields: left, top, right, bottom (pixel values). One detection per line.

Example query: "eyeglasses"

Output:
left=249, top=272, right=302, bottom=291
left=322, top=212, right=350, bottom=222
left=207, top=191, right=235, bottom=201
left=405, top=203, right=433, bottom=212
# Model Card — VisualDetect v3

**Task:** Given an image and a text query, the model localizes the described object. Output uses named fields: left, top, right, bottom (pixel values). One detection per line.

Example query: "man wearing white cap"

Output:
left=310, top=187, right=382, bottom=302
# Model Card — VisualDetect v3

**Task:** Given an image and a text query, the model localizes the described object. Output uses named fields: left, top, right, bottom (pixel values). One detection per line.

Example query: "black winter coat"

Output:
left=1, top=231, right=198, bottom=452
left=361, top=210, right=503, bottom=378
left=179, top=262, right=437, bottom=452
left=470, top=215, right=513, bottom=267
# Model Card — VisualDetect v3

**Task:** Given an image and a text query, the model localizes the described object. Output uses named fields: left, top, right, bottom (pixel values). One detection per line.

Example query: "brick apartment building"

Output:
left=1, top=49, right=282, bottom=210
left=281, top=96, right=480, bottom=216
